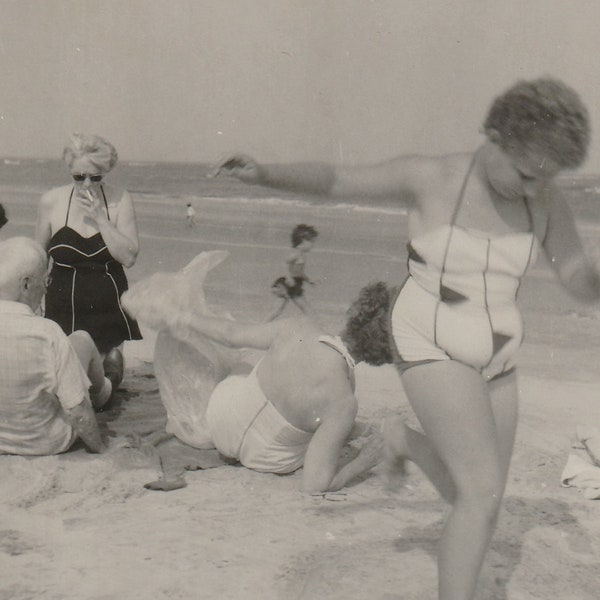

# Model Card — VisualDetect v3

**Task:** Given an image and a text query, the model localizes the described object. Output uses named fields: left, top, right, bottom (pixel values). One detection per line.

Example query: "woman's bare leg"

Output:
left=383, top=416, right=456, bottom=503
left=386, top=360, right=517, bottom=600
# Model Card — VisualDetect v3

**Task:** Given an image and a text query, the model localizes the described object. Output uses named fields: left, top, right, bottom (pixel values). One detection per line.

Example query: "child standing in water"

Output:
left=267, top=224, right=318, bottom=321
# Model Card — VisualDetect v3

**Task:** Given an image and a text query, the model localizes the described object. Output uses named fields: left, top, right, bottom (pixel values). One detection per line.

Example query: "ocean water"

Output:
left=2, top=156, right=600, bottom=221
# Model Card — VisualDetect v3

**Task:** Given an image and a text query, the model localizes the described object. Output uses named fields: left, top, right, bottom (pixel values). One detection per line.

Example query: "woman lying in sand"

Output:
left=123, top=256, right=392, bottom=494
left=211, top=78, right=600, bottom=600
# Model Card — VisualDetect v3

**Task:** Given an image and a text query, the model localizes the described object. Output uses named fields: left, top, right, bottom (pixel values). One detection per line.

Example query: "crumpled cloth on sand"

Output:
left=561, top=425, right=600, bottom=500
left=122, top=250, right=240, bottom=449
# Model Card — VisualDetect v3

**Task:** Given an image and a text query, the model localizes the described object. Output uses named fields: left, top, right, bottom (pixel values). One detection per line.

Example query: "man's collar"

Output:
left=0, top=300, right=35, bottom=316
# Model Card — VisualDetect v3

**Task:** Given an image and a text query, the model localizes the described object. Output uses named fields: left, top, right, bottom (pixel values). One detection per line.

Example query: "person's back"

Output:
left=0, top=237, right=106, bottom=456
left=257, top=317, right=355, bottom=434
left=0, top=307, right=80, bottom=455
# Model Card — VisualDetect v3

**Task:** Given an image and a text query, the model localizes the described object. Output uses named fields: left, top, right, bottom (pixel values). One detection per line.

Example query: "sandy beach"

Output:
left=1, top=179, right=600, bottom=599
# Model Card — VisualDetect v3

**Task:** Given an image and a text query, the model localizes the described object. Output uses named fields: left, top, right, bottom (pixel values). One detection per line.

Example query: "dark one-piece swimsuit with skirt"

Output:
left=45, top=186, right=142, bottom=354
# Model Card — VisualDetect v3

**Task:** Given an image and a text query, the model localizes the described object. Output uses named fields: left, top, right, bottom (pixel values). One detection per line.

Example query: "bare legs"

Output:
left=383, top=361, right=518, bottom=600
left=265, top=295, right=315, bottom=322
left=68, top=330, right=112, bottom=410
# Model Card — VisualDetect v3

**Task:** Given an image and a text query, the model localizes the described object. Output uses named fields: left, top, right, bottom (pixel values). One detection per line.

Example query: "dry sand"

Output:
left=1, top=190, right=600, bottom=599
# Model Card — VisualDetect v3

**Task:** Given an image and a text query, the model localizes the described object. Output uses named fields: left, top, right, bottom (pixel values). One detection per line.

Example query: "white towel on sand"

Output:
left=561, top=454, right=600, bottom=500
left=561, top=426, right=600, bottom=500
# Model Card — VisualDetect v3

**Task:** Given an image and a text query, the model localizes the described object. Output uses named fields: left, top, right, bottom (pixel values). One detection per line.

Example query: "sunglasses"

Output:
left=72, top=173, right=103, bottom=183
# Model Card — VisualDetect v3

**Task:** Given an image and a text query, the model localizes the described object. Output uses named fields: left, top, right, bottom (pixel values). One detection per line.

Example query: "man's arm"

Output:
left=64, top=398, right=106, bottom=453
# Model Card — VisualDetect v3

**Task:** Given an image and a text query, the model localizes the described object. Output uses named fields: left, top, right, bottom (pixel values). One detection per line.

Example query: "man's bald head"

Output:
left=0, top=237, right=48, bottom=309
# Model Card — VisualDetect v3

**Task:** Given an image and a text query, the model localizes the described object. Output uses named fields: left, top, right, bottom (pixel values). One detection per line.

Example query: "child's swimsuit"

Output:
left=272, top=276, right=305, bottom=299
left=272, top=254, right=308, bottom=299
left=389, top=157, right=540, bottom=380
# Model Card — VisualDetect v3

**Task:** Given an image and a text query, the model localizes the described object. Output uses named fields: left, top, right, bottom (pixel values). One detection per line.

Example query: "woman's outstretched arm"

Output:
left=210, top=153, right=437, bottom=203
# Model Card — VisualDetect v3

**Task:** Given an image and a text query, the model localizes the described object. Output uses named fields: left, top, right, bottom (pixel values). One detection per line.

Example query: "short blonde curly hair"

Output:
left=484, top=78, right=590, bottom=169
left=63, top=133, right=119, bottom=173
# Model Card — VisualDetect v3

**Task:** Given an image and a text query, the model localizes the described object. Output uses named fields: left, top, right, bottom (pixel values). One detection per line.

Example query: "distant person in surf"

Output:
left=186, top=202, right=197, bottom=227
left=36, top=133, right=142, bottom=406
left=267, top=223, right=318, bottom=322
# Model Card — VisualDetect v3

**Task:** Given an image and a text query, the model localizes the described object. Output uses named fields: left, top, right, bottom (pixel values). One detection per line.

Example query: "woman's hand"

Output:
left=76, top=187, right=109, bottom=226
left=207, top=154, right=264, bottom=184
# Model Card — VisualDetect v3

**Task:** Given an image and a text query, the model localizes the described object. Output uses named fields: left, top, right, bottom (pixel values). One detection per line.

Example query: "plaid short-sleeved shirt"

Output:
left=0, top=300, right=91, bottom=455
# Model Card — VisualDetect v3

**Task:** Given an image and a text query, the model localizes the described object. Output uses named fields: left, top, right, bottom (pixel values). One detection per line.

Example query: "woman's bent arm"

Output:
left=543, top=187, right=600, bottom=302
left=301, top=396, right=358, bottom=494
left=95, top=190, right=139, bottom=267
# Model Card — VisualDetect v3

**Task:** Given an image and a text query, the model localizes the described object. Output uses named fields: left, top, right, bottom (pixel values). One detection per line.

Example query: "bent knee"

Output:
left=69, top=329, right=94, bottom=347
left=68, top=330, right=97, bottom=364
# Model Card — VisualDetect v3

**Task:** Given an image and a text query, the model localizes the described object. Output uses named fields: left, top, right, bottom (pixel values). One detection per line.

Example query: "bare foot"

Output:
left=381, top=415, right=409, bottom=492
left=143, top=476, right=187, bottom=491
left=140, top=431, right=175, bottom=448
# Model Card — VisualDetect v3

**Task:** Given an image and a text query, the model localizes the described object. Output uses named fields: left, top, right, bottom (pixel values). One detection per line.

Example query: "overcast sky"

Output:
left=1, top=1, right=599, bottom=172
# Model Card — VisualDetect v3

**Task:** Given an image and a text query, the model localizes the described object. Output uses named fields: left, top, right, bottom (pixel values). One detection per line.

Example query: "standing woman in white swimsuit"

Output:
left=210, top=78, right=600, bottom=600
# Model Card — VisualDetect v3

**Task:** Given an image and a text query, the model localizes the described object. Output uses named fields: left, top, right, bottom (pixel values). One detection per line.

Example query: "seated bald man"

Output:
left=0, top=237, right=109, bottom=455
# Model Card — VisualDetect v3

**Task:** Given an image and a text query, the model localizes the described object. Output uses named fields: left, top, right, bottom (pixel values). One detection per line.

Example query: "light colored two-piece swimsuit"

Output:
left=390, top=157, right=540, bottom=381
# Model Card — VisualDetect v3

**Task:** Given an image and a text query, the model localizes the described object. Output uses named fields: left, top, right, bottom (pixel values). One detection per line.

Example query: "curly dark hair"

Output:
left=0, top=204, right=7, bottom=229
left=341, top=281, right=396, bottom=366
left=291, top=224, right=318, bottom=247
left=483, top=78, right=590, bottom=169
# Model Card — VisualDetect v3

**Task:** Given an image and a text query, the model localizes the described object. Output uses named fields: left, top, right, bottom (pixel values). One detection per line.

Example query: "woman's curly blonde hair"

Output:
left=63, top=133, right=119, bottom=173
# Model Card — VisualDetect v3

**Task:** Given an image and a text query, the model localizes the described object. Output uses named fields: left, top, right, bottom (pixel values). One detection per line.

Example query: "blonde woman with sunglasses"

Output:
left=36, top=133, right=142, bottom=405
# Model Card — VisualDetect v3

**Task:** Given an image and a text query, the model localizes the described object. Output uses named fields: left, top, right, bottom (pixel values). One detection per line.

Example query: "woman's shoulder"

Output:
left=39, top=185, right=72, bottom=211
left=41, top=184, right=72, bottom=200
left=391, top=151, right=474, bottom=195
left=100, top=183, right=129, bottom=203
left=436, top=152, right=476, bottom=180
